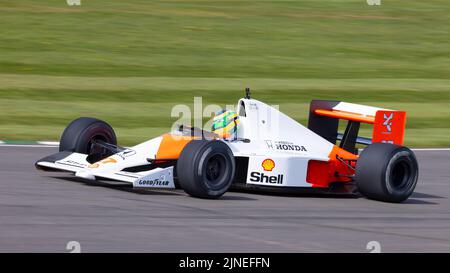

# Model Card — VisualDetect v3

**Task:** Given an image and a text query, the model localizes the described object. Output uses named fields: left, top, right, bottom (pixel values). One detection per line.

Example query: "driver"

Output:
left=211, top=110, right=240, bottom=140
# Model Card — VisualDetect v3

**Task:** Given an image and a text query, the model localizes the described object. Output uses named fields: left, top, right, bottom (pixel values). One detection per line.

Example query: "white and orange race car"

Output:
left=36, top=91, right=418, bottom=203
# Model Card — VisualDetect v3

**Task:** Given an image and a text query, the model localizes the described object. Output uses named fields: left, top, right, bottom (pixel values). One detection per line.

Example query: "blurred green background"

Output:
left=0, top=0, right=449, bottom=146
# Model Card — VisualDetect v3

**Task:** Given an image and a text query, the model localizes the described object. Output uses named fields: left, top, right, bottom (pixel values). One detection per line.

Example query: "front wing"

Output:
left=36, top=152, right=175, bottom=189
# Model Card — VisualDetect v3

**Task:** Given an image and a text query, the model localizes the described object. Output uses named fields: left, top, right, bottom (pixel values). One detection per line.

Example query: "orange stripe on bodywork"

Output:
left=306, top=145, right=358, bottom=188
left=314, top=109, right=375, bottom=124
left=155, top=134, right=197, bottom=160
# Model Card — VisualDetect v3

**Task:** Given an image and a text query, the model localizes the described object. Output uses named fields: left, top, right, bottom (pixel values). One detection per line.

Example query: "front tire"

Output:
left=177, top=140, right=235, bottom=199
left=356, top=143, right=418, bottom=203
left=59, top=117, right=117, bottom=154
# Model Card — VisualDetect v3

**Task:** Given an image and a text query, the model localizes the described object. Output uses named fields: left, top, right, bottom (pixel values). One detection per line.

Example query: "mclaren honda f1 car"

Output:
left=36, top=90, right=419, bottom=203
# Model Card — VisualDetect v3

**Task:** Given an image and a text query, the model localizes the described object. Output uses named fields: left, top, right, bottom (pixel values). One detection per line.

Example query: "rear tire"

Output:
left=356, top=143, right=418, bottom=203
left=59, top=117, right=117, bottom=154
left=177, top=140, right=235, bottom=199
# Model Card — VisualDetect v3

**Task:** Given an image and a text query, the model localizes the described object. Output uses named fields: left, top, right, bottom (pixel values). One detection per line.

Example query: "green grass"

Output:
left=0, top=0, right=449, bottom=146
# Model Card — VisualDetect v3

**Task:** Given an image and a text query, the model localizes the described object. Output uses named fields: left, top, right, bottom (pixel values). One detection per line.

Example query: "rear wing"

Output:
left=308, top=100, right=406, bottom=154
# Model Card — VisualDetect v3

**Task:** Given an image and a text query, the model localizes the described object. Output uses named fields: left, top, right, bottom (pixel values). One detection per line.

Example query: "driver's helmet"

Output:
left=211, top=109, right=239, bottom=140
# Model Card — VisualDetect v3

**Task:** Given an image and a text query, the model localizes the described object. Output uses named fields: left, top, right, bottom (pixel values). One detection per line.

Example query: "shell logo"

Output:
left=261, top=159, right=275, bottom=171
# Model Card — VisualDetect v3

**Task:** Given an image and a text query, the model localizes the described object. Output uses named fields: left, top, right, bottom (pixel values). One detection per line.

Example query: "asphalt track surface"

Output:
left=1, top=146, right=449, bottom=253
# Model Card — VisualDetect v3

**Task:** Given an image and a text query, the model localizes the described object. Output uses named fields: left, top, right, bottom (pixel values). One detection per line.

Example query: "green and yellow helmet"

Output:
left=211, top=110, right=240, bottom=140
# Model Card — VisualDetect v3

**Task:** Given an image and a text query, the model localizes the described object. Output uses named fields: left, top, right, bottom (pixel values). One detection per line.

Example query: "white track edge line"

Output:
left=0, top=144, right=59, bottom=148
left=1, top=143, right=450, bottom=151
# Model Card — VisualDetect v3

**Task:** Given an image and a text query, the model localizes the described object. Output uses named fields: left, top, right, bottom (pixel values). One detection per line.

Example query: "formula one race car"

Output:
left=36, top=90, right=419, bottom=203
